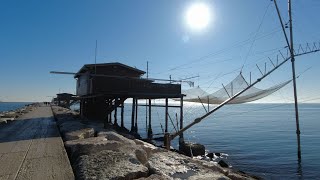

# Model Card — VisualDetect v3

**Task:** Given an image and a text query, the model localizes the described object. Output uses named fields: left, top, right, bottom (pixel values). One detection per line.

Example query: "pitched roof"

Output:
left=75, top=62, right=145, bottom=78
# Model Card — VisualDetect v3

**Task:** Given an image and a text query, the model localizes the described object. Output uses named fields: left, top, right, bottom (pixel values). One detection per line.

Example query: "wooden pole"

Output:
left=148, top=99, right=152, bottom=138
left=80, top=100, right=83, bottom=117
left=165, top=98, right=168, bottom=133
left=180, top=96, right=184, bottom=140
left=108, top=100, right=112, bottom=123
left=114, top=98, right=118, bottom=126
left=145, top=99, right=148, bottom=131
left=106, top=99, right=109, bottom=123
left=121, top=103, right=124, bottom=128
left=131, top=98, right=135, bottom=132
left=288, top=0, right=301, bottom=159
left=135, top=98, right=138, bottom=132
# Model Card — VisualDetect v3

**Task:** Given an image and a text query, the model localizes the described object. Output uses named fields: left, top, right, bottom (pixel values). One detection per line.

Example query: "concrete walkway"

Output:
left=0, top=106, right=74, bottom=180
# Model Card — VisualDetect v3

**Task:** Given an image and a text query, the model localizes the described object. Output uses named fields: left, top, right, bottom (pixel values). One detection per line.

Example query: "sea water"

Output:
left=120, top=103, right=319, bottom=179
left=0, top=102, right=31, bottom=113
left=64, top=103, right=320, bottom=179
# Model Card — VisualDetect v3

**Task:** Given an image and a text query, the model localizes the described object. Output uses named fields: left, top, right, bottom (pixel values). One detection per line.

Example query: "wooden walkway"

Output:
left=0, top=106, right=74, bottom=180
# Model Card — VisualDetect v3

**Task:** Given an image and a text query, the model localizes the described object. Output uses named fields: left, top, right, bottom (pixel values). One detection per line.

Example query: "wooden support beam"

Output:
left=180, top=96, right=184, bottom=140
left=165, top=98, right=168, bottom=133
left=108, top=99, right=112, bottom=123
left=135, top=98, right=138, bottom=132
left=145, top=100, right=148, bottom=131
left=114, top=98, right=118, bottom=126
left=131, top=98, right=135, bottom=132
left=148, top=99, right=153, bottom=138
left=138, top=104, right=181, bottom=108
left=121, top=103, right=124, bottom=128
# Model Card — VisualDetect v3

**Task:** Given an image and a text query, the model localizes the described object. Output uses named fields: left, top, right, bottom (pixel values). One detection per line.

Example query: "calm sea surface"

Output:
left=120, top=103, right=319, bottom=179
left=0, top=102, right=31, bottom=113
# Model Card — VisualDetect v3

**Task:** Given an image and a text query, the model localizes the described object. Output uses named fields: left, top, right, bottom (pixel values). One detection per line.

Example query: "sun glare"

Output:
left=185, top=3, right=211, bottom=31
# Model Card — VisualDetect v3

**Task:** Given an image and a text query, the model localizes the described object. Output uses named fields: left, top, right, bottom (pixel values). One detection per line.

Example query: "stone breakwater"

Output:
left=51, top=106, right=258, bottom=180
left=0, top=103, right=36, bottom=124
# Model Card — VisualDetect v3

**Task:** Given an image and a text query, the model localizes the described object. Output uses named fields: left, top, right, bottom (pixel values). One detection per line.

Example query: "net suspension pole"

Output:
left=274, top=0, right=302, bottom=160
left=288, top=0, right=301, bottom=160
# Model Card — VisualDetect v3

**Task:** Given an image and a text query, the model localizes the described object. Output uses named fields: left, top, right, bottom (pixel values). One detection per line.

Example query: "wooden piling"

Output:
left=135, top=98, right=138, bottom=132
left=114, top=98, right=118, bottom=126
left=180, top=96, right=184, bottom=140
left=131, top=98, right=135, bottom=132
left=165, top=98, right=168, bottom=133
left=121, top=103, right=124, bottom=128
left=148, top=99, right=153, bottom=138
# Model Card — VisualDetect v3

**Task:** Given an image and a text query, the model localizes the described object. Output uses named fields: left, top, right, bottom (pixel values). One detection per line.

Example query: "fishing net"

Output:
left=178, top=74, right=291, bottom=104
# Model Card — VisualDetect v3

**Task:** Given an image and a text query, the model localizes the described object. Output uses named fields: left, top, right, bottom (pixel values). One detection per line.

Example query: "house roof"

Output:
left=56, top=93, right=75, bottom=97
left=74, top=62, right=145, bottom=78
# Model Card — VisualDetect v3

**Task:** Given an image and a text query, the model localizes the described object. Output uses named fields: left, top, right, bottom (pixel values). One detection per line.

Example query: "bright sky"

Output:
left=1, top=0, right=320, bottom=103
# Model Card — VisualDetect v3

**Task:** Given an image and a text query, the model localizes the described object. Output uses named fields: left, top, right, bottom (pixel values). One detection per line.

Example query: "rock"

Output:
left=98, top=131, right=136, bottom=147
left=65, top=137, right=122, bottom=162
left=59, top=121, right=95, bottom=141
left=0, top=119, right=7, bottom=124
left=1, top=113, right=18, bottom=118
left=179, top=142, right=205, bottom=157
left=191, top=158, right=225, bottom=174
left=98, top=132, right=149, bottom=165
left=218, top=160, right=229, bottom=168
left=135, top=148, right=148, bottom=165
left=148, top=151, right=230, bottom=179
left=148, top=151, right=190, bottom=177
left=64, top=127, right=95, bottom=141
left=207, top=152, right=214, bottom=159
left=65, top=134, right=148, bottom=166
left=1, top=117, right=14, bottom=123
left=215, top=152, right=221, bottom=157
left=74, top=150, right=149, bottom=180
left=135, top=174, right=172, bottom=180
left=188, top=173, right=231, bottom=180
left=134, top=139, right=164, bottom=158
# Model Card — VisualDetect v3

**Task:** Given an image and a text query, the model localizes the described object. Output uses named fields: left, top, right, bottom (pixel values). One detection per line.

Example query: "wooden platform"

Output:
left=0, top=106, right=74, bottom=180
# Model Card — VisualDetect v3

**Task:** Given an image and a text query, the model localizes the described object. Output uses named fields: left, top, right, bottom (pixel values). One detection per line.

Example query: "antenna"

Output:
left=95, top=40, right=98, bottom=74
left=147, top=61, right=149, bottom=79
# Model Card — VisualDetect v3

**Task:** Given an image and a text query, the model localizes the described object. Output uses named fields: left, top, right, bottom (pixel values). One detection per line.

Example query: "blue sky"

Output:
left=0, top=0, right=320, bottom=102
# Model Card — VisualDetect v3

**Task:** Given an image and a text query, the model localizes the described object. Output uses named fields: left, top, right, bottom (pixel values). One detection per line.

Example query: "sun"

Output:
left=185, top=2, right=211, bottom=31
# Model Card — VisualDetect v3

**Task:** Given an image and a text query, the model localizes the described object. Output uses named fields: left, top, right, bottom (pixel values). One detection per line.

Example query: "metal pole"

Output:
left=288, top=0, right=301, bottom=159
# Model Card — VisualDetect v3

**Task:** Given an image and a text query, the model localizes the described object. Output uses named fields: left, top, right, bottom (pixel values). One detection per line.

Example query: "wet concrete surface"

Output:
left=0, top=106, right=74, bottom=180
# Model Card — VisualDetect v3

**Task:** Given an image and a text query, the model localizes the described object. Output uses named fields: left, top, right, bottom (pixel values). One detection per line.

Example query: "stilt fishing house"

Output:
left=74, top=62, right=184, bottom=137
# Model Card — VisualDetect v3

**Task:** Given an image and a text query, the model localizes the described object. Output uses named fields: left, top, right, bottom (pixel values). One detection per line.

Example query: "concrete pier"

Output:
left=0, top=105, right=74, bottom=180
